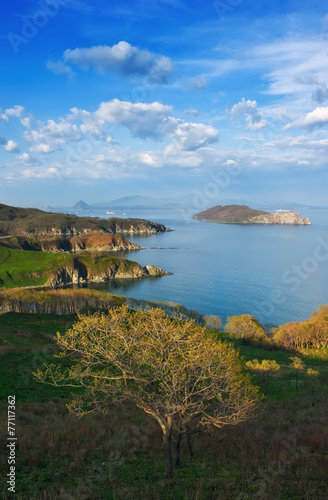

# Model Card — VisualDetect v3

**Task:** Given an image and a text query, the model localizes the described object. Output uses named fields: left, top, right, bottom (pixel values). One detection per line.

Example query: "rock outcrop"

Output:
left=45, top=260, right=169, bottom=288
left=249, top=211, right=311, bottom=225
left=39, top=234, right=142, bottom=253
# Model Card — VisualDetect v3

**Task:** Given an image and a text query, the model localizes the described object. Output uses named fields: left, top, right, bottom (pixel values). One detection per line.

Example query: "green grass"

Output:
left=0, top=245, right=142, bottom=288
left=0, top=313, right=328, bottom=499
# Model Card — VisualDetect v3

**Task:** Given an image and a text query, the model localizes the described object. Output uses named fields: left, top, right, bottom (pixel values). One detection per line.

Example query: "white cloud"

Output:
left=230, top=98, right=269, bottom=130
left=284, top=107, right=328, bottom=130
left=24, top=119, right=82, bottom=153
left=223, top=159, right=237, bottom=166
left=0, top=105, right=25, bottom=124
left=94, top=99, right=175, bottom=139
left=4, top=140, right=20, bottom=153
left=265, top=135, right=328, bottom=150
left=5, top=105, right=25, bottom=118
left=17, top=153, right=31, bottom=162
left=63, top=41, right=174, bottom=84
left=172, top=122, right=219, bottom=151
left=47, top=60, right=75, bottom=78
left=20, top=117, right=31, bottom=128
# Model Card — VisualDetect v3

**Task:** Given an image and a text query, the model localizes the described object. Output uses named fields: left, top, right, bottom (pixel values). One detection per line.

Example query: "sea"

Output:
left=61, top=207, right=328, bottom=327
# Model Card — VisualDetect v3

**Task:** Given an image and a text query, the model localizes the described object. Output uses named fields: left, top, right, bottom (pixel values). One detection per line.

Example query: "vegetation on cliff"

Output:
left=0, top=203, right=169, bottom=237
left=0, top=245, right=167, bottom=289
left=0, top=233, right=142, bottom=253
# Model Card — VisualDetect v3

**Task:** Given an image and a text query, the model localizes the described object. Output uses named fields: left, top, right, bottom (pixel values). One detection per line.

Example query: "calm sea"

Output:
left=68, top=208, right=328, bottom=327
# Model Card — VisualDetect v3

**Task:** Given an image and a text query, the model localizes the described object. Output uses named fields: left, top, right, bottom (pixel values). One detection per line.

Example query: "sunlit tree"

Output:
left=245, top=359, right=280, bottom=396
left=35, top=306, right=259, bottom=477
left=289, top=356, right=305, bottom=390
left=224, top=314, right=269, bottom=345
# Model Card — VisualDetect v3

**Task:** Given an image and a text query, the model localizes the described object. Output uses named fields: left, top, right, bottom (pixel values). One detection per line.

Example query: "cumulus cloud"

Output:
left=17, top=153, right=32, bottom=162
left=24, top=119, right=82, bottom=153
left=5, top=105, right=25, bottom=118
left=172, top=122, right=219, bottom=151
left=21, top=99, right=220, bottom=158
left=94, top=99, right=175, bottom=139
left=4, top=140, right=20, bottom=153
left=284, top=107, right=328, bottom=130
left=230, top=98, right=269, bottom=130
left=62, top=41, right=174, bottom=84
left=0, top=105, right=25, bottom=123
left=20, top=117, right=31, bottom=128
left=47, top=60, right=75, bottom=78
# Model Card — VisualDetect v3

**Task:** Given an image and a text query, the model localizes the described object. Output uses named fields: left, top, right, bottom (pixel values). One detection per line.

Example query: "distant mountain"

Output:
left=69, top=197, right=327, bottom=213
left=93, top=196, right=157, bottom=208
left=71, top=196, right=185, bottom=211
left=73, top=200, right=94, bottom=210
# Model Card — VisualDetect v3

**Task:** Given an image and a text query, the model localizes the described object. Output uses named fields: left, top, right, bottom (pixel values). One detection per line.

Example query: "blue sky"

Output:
left=1, top=0, right=328, bottom=208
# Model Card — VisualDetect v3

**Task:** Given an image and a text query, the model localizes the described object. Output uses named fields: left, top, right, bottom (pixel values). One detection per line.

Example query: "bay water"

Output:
left=71, top=208, right=328, bottom=327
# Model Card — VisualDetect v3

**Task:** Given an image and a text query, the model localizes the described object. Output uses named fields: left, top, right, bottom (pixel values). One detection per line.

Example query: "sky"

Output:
left=1, top=0, right=328, bottom=208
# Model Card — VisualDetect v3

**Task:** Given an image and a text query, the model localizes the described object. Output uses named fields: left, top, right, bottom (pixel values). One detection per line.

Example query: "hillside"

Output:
left=193, top=205, right=312, bottom=225
left=0, top=203, right=169, bottom=237
left=0, top=233, right=142, bottom=253
left=0, top=246, right=168, bottom=289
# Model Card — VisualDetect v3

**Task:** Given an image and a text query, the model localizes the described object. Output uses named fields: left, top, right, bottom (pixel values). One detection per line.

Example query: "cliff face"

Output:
left=39, top=234, right=142, bottom=253
left=249, top=211, right=311, bottom=225
left=193, top=205, right=312, bottom=225
left=46, top=260, right=168, bottom=287
left=104, top=218, right=170, bottom=235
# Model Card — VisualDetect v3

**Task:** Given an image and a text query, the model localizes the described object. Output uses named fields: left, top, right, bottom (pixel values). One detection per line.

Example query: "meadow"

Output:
left=0, top=312, right=327, bottom=499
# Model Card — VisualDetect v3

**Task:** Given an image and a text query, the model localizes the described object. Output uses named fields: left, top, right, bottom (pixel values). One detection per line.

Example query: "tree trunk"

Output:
left=164, top=416, right=173, bottom=477
left=187, top=434, right=194, bottom=458
left=164, top=434, right=173, bottom=477
left=174, top=432, right=182, bottom=467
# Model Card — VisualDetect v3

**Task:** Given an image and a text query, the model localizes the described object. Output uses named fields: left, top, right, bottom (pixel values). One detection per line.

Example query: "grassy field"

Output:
left=0, top=312, right=327, bottom=499
left=0, top=245, right=142, bottom=288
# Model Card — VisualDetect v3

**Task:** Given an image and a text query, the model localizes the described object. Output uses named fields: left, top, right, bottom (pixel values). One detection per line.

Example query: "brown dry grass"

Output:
left=1, top=394, right=328, bottom=499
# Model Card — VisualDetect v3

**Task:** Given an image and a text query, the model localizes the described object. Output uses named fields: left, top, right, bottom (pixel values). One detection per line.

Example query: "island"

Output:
left=193, top=205, right=312, bottom=225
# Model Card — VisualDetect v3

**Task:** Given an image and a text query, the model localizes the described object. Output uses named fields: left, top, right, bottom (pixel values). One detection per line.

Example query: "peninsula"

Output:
left=0, top=203, right=170, bottom=288
left=193, top=205, right=312, bottom=225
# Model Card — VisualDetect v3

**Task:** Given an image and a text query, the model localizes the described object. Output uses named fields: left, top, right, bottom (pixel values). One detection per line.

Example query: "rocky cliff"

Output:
left=193, top=205, right=312, bottom=225
left=39, top=234, right=142, bottom=253
left=249, top=211, right=311, bottom=225
left=46, top=259, right=169, bottom=288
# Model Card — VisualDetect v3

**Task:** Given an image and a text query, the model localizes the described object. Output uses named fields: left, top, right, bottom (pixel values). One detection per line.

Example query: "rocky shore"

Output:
left=46, top=261, right=169, bottom=288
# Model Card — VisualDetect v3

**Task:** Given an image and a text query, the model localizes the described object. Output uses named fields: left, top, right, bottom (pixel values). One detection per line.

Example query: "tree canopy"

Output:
left=224, top=314, right=270, bottom=345
left=35, top=305, right=259, bottom=477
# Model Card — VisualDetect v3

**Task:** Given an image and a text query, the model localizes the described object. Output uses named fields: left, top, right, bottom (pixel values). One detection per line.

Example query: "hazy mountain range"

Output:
left=46, top=196, right=326, bottom=212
